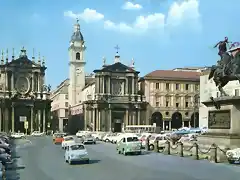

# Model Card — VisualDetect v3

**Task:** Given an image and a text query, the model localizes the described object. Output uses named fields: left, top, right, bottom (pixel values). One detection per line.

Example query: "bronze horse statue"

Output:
left=208, top=51, right=240, bottom=96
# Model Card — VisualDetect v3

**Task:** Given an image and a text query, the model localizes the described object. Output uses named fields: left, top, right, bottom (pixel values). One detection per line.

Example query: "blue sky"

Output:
left=0, top=0, right=239, bottom=88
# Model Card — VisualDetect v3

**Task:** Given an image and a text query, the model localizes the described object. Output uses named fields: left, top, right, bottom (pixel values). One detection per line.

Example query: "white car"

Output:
left=102, top=134, right=114, bottom=142
left=11, top=133, right=25, bottom=139
left=61, top=136, right=75, bottom=149
left=64, top=143, right=89, bottom=164
left=226, top=148, right=240, bottom=164
left=31, top=131, right=44, bottom=136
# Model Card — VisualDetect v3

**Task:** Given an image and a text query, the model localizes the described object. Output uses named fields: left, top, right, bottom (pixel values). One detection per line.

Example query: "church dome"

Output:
left=70, top=19, right=84, bottom=42
left=71, top=31, right=84, bottom=42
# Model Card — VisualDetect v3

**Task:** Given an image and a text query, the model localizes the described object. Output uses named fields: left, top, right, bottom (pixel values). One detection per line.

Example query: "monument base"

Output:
left=201, top=96, right=240, bottom=148
left=197, top=133, right=240, bottom=148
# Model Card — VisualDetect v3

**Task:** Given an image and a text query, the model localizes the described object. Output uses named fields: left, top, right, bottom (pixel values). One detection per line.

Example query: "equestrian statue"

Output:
left=208, top=37, right=240, bottom=96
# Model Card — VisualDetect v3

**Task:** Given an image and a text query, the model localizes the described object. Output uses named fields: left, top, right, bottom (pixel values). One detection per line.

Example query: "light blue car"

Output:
left=64, top=143, right=89, bottom=165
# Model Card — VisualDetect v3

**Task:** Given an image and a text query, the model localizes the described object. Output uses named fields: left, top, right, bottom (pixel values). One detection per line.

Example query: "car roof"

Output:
left=70, top=142, right=85, bottom=146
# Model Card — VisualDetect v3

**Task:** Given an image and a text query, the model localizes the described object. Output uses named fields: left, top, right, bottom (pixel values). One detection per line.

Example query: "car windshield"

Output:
left=71, top=145, right=85, bottom=150
left=127, top=137, right=139, bottom=142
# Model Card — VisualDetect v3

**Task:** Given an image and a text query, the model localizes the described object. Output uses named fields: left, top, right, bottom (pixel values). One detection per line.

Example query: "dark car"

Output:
left=0, top=144, right=11, bottom=155
left=0, top=153, right=11, bottom=165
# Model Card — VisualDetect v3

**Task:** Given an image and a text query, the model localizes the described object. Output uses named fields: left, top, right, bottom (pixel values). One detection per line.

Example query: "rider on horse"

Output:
left=214, top=37, right=232, bottom=76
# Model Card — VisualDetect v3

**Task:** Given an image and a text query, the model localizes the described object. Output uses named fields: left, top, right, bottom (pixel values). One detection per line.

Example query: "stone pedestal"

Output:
left=37, top=92, right=41, bottom=99
left=201, top=96, right=240, bottom=148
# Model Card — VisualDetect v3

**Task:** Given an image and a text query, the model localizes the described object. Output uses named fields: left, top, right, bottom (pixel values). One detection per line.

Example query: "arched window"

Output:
left=76, top=52, right=80, bottom=60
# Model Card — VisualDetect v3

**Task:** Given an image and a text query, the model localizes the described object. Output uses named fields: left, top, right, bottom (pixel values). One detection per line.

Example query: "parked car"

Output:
left=54, top=135, right=64, bottom=145
left=226, top=148, right=240, bottom=164
left=116, top=134, right=142, bottom=155
left=11, top=133, right=25, bottom=139
left=82, top=135, right=96, bottom=144
left=0, top=153, right=12, bottom=165
left=61, top=136, right=75, bottom=149
left=64, top=143, right=89, bottom=164
left=31, top=131, right=44, bottom=136
left=0, top=144, right=11, bottom=155
left=149, top=135, right=167, bottom=150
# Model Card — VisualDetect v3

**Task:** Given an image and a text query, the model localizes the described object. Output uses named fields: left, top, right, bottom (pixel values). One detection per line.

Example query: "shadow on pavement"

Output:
left=70, top=159, right=101, bottom=165
left=5, top=139, right=23, bottom=180
left=89, top=159, right=101, bottom=164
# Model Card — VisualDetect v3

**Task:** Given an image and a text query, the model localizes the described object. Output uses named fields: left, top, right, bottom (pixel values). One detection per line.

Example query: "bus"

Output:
left=124, top=125, right=156, bottom=133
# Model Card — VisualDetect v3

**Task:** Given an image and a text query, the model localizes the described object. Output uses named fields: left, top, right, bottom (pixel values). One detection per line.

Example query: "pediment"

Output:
left=94, top=62, right=139, bottom=73
left=6, top=56, right=40, bottom=68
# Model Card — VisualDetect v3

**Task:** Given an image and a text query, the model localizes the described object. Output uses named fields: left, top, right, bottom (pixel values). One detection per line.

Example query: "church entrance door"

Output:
left=112, top=111, right=124, bottom=132
left=14, top=105, right=31, bottom=133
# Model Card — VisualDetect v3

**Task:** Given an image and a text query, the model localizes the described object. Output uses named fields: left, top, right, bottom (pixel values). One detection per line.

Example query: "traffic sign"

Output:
left=24, top=121, right=28, bottom=129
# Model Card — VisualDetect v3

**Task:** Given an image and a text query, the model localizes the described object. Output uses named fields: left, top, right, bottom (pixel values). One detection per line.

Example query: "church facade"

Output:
left=0, top=48, right=51, bottom=133
left=82, top=55, right=147, bottom=132
left=63, top=20, right=147, bottom=133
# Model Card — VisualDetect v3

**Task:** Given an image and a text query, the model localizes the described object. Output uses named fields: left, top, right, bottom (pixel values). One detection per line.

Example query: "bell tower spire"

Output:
left=68, top=18, right=86, bottom=106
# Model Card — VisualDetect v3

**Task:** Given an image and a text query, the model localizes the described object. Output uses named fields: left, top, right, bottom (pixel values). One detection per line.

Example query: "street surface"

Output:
left=5, top=137, right=240, bottom=180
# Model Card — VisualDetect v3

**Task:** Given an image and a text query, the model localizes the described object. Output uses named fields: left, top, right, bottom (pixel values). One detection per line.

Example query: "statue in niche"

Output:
left=47, top=84, right=51, bottom=92
left=42, top=84, right=48, bottom=92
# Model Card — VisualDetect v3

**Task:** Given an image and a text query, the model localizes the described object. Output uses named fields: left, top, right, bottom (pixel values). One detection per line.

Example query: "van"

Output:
left=116, top=134, right=142, bottom=155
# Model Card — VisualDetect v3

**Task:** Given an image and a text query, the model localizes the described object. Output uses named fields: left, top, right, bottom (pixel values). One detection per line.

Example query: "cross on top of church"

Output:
left=114, top=45, right=120, bottom=54
left=76, top=18, right=79, bottom=23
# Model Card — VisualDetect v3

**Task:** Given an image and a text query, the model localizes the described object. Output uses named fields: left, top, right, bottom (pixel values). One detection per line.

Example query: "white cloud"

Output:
left=166, top=0, right=200, bottom=26
left=104, top=13, right=165, bottom=34
left=105, top=0, right=200, bottom=34
left=122, top=2, right=143, bottom=10
left=64, top=8, right=104, bottom=23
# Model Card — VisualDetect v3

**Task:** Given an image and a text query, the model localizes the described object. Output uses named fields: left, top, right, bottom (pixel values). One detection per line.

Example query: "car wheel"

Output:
left=137, top=151, right=142, bottom=155
left=94, top=142, right=96, bottom=144
left=106, top=139, right=109, bottom=142
left=149, top=144, right=154, bottom=150
left=118, top=150, right=121, bottom=154
left=85, top=160, right=90, bottom=164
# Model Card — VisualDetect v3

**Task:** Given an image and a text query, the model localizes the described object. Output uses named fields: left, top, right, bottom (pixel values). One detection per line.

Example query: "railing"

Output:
left=145, top=140, right=230, bottom=163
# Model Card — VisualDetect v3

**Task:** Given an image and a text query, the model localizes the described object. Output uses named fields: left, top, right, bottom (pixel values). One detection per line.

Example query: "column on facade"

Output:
left=125, top=109, right=129, bottom=127
left=38, top=73, right=40, bottom=92
left=11, top=105, right=14, bottom=132
left=5, top=72, right=8, bottom=91
left=182, top=121, right=184, bottom=128
left=30, top=107, right=33, bottom=133
left=169, top=121, right=172, bottom=130
left=108, top=76, right=111, bottom=94
left=0, top=108, right=2, bottom=132
left=102, top=76, right=105, bottom=94
left=92, top=108, right=95, bottom=131
left=4, top=109, right=8, bottom=132
left=11, top=72, right=14, bottom=91
left=96, top=109, right=99, bottom=131
left=125, top=77, right=128, bottom=95
left=188, top=121, right=191, bottom=128
left=43, top=109, right=46, bottom=132
left=109, top=108, right=112, bottom=131
left=38, top=110, right=41, bottom=132
left=95, top=75, right=99, bottom=94
left=137, top=109, right=140, bottom=125
left=163, top=121, right=165, bottom=130
left=132, top=110, right=135, bottom=125
left=98, top=110, right=101, bottom=131
left=131, top=77, right=134, bottom=95
left=32, top=74, right=34, bottom=91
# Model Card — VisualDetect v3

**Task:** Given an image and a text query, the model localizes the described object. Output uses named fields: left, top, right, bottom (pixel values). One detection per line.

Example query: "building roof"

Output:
left=94, top=62, right=138, bottom=74
left=144, top=70, right=200, bottom=81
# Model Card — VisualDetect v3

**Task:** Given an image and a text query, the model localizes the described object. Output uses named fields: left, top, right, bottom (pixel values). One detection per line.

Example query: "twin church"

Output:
left=52, top=20, right=148, bottom=133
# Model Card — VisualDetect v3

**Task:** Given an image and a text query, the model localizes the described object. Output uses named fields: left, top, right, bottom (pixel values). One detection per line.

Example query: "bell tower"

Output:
left=68, top=19, right=86, bottom=106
